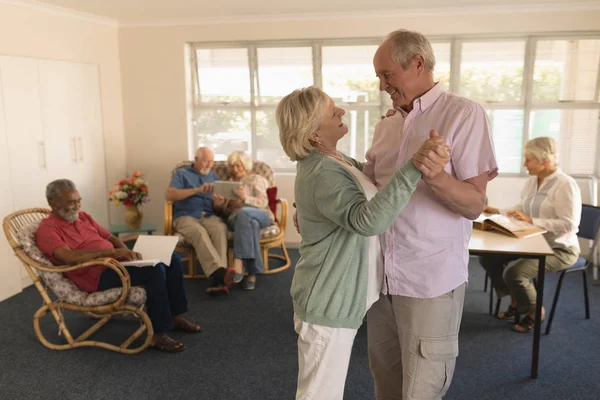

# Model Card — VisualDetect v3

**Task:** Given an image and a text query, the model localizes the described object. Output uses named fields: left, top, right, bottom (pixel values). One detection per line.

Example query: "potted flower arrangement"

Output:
left=109, top=170, right=150, bottom=229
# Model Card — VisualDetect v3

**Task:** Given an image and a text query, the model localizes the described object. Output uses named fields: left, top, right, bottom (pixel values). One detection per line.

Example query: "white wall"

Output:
left=0, top=2, right=126, bottom=224
left=117, top=9, right=600, bottom=245
left=0, top=3, right=125, bottom=300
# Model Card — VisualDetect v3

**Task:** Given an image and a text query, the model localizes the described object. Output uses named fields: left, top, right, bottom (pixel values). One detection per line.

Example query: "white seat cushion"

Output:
left=17, top=221, right=146, bottom=307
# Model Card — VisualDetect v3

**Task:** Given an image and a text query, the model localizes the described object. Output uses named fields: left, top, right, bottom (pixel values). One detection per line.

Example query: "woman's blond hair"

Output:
left=524, top=136, right=559, bottom=166
left=227, top=150, right=253, bottom=172
left=276, top=86, right=329, bottom=161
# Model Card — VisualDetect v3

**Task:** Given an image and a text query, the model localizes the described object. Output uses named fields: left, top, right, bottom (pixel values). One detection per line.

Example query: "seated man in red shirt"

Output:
left=36, top=179, right=200, bottom=353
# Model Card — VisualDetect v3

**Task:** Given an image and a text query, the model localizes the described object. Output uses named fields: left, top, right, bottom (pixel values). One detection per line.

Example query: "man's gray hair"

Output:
left=46, top=179, right=76, bottom=203
left=385, top=29, right=436, bottom=72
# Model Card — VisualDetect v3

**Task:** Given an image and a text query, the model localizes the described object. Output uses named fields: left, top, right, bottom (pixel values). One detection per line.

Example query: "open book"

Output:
left=120, top=235, right=179, bottom=267
left=473, top=213, right=547, bottom=239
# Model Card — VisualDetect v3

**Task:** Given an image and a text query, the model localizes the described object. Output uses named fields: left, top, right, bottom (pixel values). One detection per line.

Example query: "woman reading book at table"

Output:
left=480, top=137, right=582, bottom=332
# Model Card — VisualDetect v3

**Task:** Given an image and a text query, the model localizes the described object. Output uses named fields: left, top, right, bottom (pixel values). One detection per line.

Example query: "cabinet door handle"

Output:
left=39, top=141, right=47, bottom=169
left=71, top=137, right=77, bottom=162
left=77, top=137, right=83, bottom=162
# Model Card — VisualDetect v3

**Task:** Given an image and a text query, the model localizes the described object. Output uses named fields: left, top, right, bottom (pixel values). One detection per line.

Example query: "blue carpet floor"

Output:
left=0, top=250, right=598, bottom=399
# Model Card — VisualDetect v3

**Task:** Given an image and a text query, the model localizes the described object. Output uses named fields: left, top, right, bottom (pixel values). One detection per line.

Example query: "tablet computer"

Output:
left=213, top=180, right=242, bottom=198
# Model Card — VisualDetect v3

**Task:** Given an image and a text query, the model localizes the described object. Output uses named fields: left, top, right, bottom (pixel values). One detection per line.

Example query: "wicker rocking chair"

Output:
left=2, top=208, right=153, bottom=354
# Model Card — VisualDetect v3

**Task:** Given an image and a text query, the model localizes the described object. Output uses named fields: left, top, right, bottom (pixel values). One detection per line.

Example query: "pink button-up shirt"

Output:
left=363, top=84, right=498, bottom=298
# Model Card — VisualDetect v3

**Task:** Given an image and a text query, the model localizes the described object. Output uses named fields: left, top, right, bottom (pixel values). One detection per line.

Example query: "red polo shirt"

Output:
left=36, top=212, right=114, bottom=293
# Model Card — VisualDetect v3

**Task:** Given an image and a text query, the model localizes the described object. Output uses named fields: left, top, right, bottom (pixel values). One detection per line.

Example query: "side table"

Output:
left=109, top=223, right=157, bottom=247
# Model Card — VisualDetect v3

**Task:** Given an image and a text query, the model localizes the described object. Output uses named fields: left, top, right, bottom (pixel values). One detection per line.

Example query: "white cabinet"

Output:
left=36, top=60, right=109, bottom=225
left=0, top=67, right=22, bottom=303
left=0, top=56, right=109, bottom=301
left=0, top=56, right=49, bottom=209
left=66, top=63, right=109, bottom=226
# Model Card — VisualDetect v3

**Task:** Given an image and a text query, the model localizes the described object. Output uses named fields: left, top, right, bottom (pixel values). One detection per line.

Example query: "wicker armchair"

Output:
left=2, top=208, right=153, bottom=354
left=164, top=160, right=290, bottom=278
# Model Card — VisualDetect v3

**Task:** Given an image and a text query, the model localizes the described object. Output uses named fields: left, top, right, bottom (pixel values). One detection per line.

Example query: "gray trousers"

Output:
left=367, top=284, right=466, bottom=400
left=479, top=246, right=579, bottom=313
left=173, top=215, right=228, bottom=277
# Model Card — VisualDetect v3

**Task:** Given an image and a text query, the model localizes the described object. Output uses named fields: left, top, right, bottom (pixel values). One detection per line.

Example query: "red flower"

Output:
left=132, top=170, right=143, bottom=178
left=123, top=198, right=133, bottom=207
left=119, top=179, right=126, bottom=186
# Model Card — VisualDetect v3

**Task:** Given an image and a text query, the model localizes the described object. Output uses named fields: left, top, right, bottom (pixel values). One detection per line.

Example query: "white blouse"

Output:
left=332, top=157, right=383, bottom=311
left=505, top=169, right=581, bottom=250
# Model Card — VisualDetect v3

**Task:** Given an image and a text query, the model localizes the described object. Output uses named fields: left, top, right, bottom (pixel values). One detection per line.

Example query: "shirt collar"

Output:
left=187, top=165, right=200, bottom=175
left=48, top=211, right=80, bottom=227
left=546, top=168, right=561, bottom=180
left=188, top=165, right=212, bottom=178
left=394, top=82, right=445, bottom=114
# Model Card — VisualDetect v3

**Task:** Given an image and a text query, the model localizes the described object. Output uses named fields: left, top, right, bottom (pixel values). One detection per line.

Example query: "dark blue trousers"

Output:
left=98, top=253, right=188, bottom=333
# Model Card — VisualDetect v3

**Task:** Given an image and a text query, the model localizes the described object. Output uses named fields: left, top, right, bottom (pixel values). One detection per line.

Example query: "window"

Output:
left=431, top=42, right=451, bottom=89
left=322, top=45, right=384, bottom=159
left=190, top=34, right=600, bottom=175
left=529, top=39, right=600, bottom=175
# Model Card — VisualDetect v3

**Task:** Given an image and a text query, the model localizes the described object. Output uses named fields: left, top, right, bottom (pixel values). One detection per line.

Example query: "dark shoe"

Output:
left=173, top=317, right=203, bottom=333
left=512, top=314, right=545, bottom=333
left=497, top=306, right=517, bottom=321
left=206, top=284, right=229, bottom=296
left=222, top=267, right=238, bottom=287
left=206, top=272, right=230, bottom=296
left=150, top=333, right=185, bottom=353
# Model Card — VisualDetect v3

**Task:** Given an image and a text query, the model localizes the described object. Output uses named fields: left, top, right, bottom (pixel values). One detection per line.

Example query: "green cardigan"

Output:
left=292, top=152, right=421, bottom=329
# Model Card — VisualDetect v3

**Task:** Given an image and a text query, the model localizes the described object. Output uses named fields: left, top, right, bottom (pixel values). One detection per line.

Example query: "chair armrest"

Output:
left=15, top=253, right=132, bottom=306
left=164, top=202, right=173, bottom=235
left=277, top=198, right=288, bottom=232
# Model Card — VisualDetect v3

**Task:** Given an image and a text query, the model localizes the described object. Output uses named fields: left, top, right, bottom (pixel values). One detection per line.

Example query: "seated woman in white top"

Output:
left=480, top=136, right=581, bottom=333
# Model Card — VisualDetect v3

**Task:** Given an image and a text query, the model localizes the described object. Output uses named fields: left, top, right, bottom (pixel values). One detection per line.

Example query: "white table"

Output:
left=468, top=229, right=554, bottom=379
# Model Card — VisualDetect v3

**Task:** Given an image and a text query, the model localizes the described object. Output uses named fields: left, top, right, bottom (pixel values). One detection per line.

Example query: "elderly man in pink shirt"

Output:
left=364, top=29, right=498, bottom=399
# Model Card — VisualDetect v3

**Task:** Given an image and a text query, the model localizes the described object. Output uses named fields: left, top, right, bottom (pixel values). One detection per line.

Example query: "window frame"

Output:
left=189, top=32, right=600, bottom=176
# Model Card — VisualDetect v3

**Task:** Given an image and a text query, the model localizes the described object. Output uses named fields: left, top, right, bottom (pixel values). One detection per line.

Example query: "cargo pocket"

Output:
left=411, top=337, right=459, bottom=399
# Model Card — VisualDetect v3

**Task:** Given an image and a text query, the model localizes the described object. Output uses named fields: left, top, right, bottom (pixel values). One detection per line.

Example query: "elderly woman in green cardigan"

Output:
left=276, top=86, right=451, bottom=400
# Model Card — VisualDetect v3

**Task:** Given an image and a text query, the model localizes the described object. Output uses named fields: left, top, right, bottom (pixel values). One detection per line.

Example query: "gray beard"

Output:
left=57, top=209, right=79, bottom=223
left=198, top=167, right=212, bottom=176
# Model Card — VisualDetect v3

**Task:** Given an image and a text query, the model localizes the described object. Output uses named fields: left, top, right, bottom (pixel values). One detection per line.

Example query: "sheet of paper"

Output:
left=124, top=235, right=179, bottom=267
left=121, top=259, right=161, bottom=267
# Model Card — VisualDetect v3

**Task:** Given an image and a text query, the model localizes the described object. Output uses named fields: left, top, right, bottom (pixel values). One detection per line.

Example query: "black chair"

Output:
left=545, top=204, right=600, bottom=335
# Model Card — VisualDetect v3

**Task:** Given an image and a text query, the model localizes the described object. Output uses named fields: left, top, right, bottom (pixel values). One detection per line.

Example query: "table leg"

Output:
left=531, top=255, right=546, bottom=379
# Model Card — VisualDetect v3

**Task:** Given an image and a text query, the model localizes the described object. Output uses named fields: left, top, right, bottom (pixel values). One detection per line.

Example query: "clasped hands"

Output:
left=412, top=129, right=451, bottom=180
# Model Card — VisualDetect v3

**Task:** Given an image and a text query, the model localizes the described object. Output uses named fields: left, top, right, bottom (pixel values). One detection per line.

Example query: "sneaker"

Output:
left=243, top=279, right=256, bottom=291
left=233, top=272, right=244, bottom=284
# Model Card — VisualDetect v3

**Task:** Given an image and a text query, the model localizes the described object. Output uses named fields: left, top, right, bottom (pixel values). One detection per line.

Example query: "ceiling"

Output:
left=22, top=0, right=600, bottom=25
